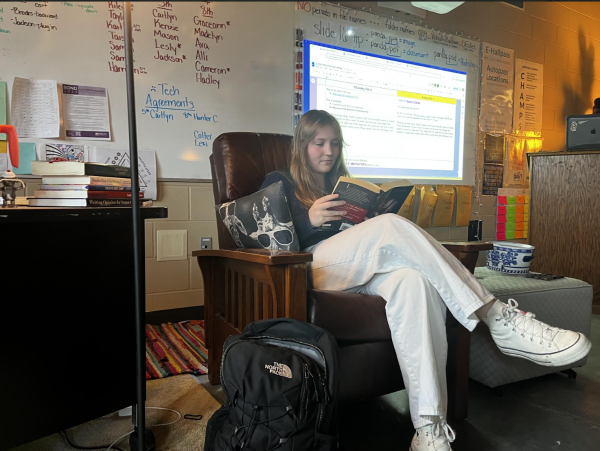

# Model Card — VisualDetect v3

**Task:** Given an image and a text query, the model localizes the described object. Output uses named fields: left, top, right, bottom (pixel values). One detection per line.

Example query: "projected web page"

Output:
left=303, top=40, right=467, bottom=180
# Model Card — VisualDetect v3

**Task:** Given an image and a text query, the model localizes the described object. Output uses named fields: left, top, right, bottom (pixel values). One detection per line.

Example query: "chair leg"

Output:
left=446, top=322, right=470, bottom=421
left=208, top=314, right=241, bottom=385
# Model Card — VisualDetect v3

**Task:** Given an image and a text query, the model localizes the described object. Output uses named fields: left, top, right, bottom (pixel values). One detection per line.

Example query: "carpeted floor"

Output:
left=10, top=375, right=221, bottom=451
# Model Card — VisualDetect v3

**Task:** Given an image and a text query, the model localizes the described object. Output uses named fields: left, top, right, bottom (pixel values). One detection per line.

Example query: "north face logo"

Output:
left=265, top=361, right=292, bottom=378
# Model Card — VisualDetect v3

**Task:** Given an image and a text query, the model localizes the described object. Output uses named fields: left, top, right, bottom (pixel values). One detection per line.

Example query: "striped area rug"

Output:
left=146, top=320, right=208, bottom=379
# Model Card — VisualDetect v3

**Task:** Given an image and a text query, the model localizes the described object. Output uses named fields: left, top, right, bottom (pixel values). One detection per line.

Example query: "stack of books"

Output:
left=29, top=161, right=148, bottom=207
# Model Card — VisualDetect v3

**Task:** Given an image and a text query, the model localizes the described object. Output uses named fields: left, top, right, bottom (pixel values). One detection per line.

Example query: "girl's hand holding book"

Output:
left=309, top=194, right=347, bottom=228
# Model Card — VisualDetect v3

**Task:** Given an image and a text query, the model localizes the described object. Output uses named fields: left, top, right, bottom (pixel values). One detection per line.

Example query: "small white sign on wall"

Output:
left=513, top=58, right=544, bottom=136
left=480, top=43, right=515, bottom=134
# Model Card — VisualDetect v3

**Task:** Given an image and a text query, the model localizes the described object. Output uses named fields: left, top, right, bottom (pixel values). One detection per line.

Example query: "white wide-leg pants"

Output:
left=305, top=214, right=496, bottom=428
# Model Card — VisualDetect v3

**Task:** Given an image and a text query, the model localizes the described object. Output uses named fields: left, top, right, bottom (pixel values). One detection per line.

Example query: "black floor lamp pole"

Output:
left=123, top=3, right=151, bottom=451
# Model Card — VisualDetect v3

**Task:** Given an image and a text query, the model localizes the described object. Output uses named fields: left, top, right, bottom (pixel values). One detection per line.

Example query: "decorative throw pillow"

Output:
left=216, top=181, right=299, bottom=252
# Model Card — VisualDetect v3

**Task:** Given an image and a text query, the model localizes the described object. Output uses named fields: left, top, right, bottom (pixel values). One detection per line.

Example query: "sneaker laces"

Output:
left=420, top=420, right=455, bottom=448
left=432, top=421, right=456, bottom=443
left=500, top=299, right=561, bottom=346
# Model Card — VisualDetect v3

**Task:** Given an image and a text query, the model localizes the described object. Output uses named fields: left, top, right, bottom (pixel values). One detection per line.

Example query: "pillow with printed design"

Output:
left=216, top=181, right=299, bottom=252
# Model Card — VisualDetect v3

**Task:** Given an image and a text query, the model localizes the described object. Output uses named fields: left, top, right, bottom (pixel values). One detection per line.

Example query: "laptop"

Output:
left=566, top=114, right=600, bottom=151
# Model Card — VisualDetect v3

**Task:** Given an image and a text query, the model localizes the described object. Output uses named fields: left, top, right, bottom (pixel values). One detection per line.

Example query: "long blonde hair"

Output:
left=290, top=110, right=350, bottom=209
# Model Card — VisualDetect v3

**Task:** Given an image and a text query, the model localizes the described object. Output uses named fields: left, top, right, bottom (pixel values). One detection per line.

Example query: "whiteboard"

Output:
left=0, top=1, right=294, bottom=180
left=295, top=2, right=481, bottom=185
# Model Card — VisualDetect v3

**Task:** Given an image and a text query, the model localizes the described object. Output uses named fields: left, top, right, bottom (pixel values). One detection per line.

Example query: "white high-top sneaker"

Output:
left=410, top=421, right=455, bottom=451
left=482, top=299, right=592, bottom=367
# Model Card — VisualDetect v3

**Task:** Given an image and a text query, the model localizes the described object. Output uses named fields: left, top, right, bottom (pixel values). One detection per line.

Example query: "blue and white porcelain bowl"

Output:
left=486, top=242, right=535, bottom=275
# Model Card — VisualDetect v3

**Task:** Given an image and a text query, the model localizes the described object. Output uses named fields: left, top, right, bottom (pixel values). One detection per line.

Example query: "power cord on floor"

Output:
left=61, top=407, right=182, bottom=451
left=61, top=430, right=126, bottom=451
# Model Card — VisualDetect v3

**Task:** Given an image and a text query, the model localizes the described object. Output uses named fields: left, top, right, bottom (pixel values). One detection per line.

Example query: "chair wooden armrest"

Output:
left=192, top=248, right=313, bottom=264
left=440, top=241, right=493, bottom=274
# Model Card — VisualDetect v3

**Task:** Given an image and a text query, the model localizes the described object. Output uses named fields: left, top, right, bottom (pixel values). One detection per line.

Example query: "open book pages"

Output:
left=320, top=177, right=414, bottom=232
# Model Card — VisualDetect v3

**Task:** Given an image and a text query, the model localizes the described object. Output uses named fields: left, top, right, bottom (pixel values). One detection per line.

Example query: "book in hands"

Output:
left=319, top=177, right=414, bottom=232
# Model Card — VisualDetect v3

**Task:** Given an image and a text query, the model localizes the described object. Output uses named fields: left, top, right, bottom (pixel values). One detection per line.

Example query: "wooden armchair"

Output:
left=193, top=132, right=491, bottom=421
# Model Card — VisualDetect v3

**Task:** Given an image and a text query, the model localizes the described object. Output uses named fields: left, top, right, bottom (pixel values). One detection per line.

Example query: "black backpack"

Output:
left=204, top=318, right=340, bottom=451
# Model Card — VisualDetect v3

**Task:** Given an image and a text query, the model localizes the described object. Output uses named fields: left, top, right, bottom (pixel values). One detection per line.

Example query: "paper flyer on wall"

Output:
left=504, top=136, right=543, bottom=187
left=513, top=59, right=543, bottom=135
left=89, top=147, right=157, bottom=200
left=483, top=164, right=504, bottom=196
left=61, top=84, right=111, bottom=140
left=479, top=43, right=514, bottom=134
left=483, top=133, right=505, bottom=164
left=11, top=77, right=60, bottom=138
left=0, top=81, right=8, bottom=140
left=42, top=143, right=89, bottom=162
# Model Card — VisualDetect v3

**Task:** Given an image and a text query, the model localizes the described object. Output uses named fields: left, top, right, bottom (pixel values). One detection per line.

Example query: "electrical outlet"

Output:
left=468, top=220, right=482, bottom=241
left=201, top=237, right=212, bottom=250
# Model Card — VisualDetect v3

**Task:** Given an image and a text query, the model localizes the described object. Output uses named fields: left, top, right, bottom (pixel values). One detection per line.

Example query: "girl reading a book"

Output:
left=260, top=110, right=591, bottom=451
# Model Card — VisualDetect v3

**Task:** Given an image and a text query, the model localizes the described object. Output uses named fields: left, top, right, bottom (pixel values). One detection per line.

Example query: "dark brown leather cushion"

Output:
left=211, top=133, right=293, bottom=205
left=308, top=290, right=392, bottom=345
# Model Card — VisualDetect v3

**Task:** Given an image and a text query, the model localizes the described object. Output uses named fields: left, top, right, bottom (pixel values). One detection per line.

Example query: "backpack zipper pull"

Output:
left=308, top=368, right=321, bottom=403
left=320, top=375, right=329, bottom=404
left=299, top=364, right=310, bottom=422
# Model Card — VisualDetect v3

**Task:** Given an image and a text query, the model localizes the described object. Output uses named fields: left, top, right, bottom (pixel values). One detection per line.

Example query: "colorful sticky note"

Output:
left=507, top=196, right=516, bottom=205
left=524, top=221, right=528, bottom=230
left=515, top=213, right=524, bottom=222
left=498, top=196, right=507, bottom=205
left=524, top=204, right=529, bottom=213
left=0, top=141, right=6, bottom=153
left=506, top=231, right=515, bottom=239
left=515, top=231, right=524, bottom=239
left=496, top=223, right=506, bottom=232
left=516, top=204, right=524, bottom=214
left=523, top=229, right=528, bottom=238
left=505, top=222, right=515, bottom=231
left=507, top=212, right=516, bottom=222
left=496, top=232, right=506, bottom=240
left=515, top=222, right=524, bottom=231
left=516, top=195, right=525, bottom=204
left=507, top=205, right=516, bottom=215
left=524, top=212, right=529, bottom=222
left=497, top=214, right=507, bottom=223
left=497, top=206, right=506, bottom=215
left=524, top=195, right=529, bottom=204
left=12, top=143, right=37, bottom=175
